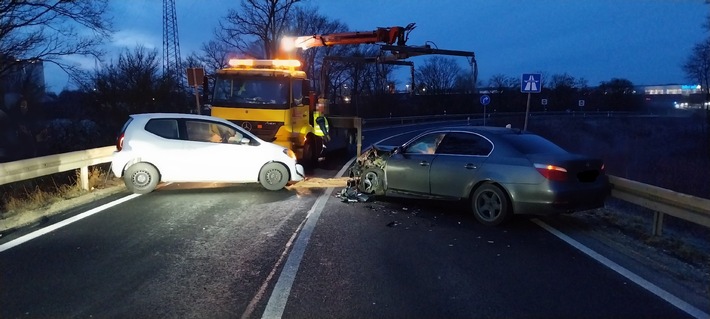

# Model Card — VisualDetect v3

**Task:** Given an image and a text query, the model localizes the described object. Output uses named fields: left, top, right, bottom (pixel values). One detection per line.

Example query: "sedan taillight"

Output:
left=534, top=163, right=568, bottom=181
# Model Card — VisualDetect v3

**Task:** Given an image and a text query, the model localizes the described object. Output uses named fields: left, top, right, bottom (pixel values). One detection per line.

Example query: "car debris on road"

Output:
left=335, top=178, right=372, bottom=203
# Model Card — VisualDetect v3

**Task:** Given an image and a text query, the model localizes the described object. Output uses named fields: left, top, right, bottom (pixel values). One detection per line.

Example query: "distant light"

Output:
left=681, top=84, right=701, bottom=90
left=281, top=37, right=296, bottom=52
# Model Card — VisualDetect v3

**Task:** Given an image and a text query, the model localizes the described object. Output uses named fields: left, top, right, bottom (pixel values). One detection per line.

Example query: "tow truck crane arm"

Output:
left=282, top=23, right=416, bottom=51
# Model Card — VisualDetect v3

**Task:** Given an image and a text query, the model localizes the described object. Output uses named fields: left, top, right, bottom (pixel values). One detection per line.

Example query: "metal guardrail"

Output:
left=361, top=111, right=669, bottom=127
left=0, top=146, right=114, bottom=190
left=1, top=125, right=707, bottom=236
left=609, top=176, right=710, bottom=236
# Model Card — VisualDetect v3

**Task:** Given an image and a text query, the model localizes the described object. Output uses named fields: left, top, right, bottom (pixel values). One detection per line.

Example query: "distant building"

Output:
left=635, top=84, right=705, bottom=110
left=637, top=84, right=702, bottom=95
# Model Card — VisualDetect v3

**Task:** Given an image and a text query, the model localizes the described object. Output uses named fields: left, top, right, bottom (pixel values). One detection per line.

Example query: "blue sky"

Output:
left=45, top=0, right=708, bottom=92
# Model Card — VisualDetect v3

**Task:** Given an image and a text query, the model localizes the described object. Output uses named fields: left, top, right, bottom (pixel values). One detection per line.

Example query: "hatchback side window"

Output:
left=404, top=133, right=446, bottom=154
left=145, top=119, right=179, bottom=139
left=436, top=132, right=493, bottom=156
left=186, top=120, right=242, bottom=144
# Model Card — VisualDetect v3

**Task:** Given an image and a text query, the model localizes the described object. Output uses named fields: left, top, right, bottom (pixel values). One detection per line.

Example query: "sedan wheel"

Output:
left=472, top=183, right=511, bottom=226
left=358, top=167, right=385, bottom=196
left=259, top=162, right=289, bottom=191
left=124, top=162, right=160, bottom=194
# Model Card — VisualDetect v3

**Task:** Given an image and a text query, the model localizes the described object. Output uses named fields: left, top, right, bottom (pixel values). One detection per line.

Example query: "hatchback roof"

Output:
left=129, top=113, right=220, bottom=120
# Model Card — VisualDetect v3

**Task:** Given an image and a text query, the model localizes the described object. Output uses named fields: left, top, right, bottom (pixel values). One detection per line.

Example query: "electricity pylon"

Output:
left=162, top=0, right=183, bottom=88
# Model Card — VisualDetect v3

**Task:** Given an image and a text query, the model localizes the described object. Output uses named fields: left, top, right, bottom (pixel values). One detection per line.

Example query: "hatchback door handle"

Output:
left=419, top=161, right=430, bottom=166
left=464, top=164, right=477, bottom=169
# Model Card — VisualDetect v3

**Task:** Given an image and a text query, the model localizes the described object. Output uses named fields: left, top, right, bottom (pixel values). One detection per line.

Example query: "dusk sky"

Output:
left=45, top=0, right=709, bottom=92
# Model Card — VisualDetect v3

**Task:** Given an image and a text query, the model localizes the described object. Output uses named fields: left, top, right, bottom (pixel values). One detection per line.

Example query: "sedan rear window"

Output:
left=501, top=134, right=567, bottom=155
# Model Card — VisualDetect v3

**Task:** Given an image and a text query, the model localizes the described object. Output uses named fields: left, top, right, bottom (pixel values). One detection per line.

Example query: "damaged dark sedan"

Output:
left=349, top=126, right=610, bottom=226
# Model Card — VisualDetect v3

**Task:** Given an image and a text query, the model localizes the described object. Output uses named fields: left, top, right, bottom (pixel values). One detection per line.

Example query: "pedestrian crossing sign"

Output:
left=521, top=73, right=542, bottom=93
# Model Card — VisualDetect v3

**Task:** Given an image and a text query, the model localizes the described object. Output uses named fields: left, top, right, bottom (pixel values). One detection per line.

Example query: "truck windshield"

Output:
left=212, top=75, right=289, bottom=109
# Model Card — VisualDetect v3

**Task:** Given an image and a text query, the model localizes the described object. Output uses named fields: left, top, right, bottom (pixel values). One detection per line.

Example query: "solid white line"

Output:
left=241, top=216, right=308, bottom=319
left=532, top=218, right=709, bottom=319
left=0, top=194, right=141, bottom=253
left=260, top=158, right=355, bottom=319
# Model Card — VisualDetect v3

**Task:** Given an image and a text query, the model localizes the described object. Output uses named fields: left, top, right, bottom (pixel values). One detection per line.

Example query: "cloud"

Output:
left=111, top=30, right=160, bottom=50
left=59, top=55, right=99, bottom=70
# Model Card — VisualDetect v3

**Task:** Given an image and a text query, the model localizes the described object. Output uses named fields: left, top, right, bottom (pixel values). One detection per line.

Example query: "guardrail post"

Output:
left=80, top=166, right=89, bottom=191
left=652, top=211, right=664, bottom=236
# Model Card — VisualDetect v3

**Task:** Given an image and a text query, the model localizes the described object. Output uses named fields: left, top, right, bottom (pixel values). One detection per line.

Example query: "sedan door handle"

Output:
left=419, top=161, right=430, bottom=166
left=464, top=163, right=477, bottom=169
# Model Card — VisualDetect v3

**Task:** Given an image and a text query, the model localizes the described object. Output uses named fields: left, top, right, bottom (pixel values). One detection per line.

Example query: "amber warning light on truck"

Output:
left=227, top=59, right=301, bottom=69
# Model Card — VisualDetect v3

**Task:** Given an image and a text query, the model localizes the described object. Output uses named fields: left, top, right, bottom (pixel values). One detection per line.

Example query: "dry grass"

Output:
left=1, top=165, right=121, bottom=219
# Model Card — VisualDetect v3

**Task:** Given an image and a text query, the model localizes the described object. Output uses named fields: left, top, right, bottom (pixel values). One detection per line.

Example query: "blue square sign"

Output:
left=521, top=73, right=542, bottom=93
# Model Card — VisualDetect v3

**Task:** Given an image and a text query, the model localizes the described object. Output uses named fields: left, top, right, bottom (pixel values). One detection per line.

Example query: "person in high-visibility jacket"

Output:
left=313, top=111, right=330, bottom=142
left=314, top=99, right=330, bottom=142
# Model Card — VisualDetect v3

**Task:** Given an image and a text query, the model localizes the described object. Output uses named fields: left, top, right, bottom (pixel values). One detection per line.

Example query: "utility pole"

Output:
left=163, top=0, right=183, bottom=88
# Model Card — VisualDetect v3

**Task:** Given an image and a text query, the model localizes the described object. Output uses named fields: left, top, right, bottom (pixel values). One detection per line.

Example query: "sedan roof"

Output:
left=433, top=125, right=522, bottom=135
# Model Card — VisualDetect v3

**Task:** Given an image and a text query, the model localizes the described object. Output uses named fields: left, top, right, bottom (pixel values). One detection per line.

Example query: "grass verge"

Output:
left=0, top=164, right=124, bottom=233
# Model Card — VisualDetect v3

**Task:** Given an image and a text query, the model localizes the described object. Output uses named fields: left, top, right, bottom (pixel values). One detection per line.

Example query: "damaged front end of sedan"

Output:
left=348, top=145, right=395, bottom=196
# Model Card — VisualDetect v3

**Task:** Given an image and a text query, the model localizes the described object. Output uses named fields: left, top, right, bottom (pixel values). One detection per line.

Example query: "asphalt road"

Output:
left=0, top=121, right=703, bottom=318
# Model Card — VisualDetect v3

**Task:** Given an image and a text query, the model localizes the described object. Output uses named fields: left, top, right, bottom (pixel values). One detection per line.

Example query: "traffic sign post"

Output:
left=521, top=73, right=542, bottom=130
left=187, top=67, right=205, bottom=114
left=480, top=94, right=490, bottom=126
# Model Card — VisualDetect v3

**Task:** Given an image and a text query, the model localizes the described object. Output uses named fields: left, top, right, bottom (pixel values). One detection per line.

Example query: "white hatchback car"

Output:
left=111, top=113, right=305, bottom=194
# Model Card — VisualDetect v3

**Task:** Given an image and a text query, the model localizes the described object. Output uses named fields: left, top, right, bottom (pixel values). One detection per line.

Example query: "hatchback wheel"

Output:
left=124, top=162, right=160, bottom=194
left=358, top=167, right=385, bottom=196
left=472, top=183, right=511, bottom=226
left=259, top=162, right=289, bottom=190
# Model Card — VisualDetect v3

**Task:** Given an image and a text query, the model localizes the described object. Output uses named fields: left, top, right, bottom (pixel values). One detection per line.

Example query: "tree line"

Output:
left=0, top=0, right=708, bottom=161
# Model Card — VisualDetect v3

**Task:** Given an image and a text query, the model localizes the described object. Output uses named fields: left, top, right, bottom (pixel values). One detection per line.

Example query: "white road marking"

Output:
left=259, top=159, right=355, bottom=319
left=532, top=218, right=709, bottom=319
left=0, top=193, right=141, bottom=253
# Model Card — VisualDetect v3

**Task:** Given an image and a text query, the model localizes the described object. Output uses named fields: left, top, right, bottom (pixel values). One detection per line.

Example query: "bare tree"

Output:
left=487, top=74, right=517, bottom=92
left=86, top=46, right=183, bottom=128
left=548, top=73, right=576, bottom=90
left=288, top=6, right=349, bottom=89
left=596, top=77, right=636, bottom=110
left=415, top=56, right=463, bottom=94
left=187, top=40, right=231, bottom=78
left=217, top=0, right=301, bottom=59
left=484, top=73, right=518, bottom=112
left=683, top=38, right=710, bottom=101
left=0, top=0, right=112, bottom=80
